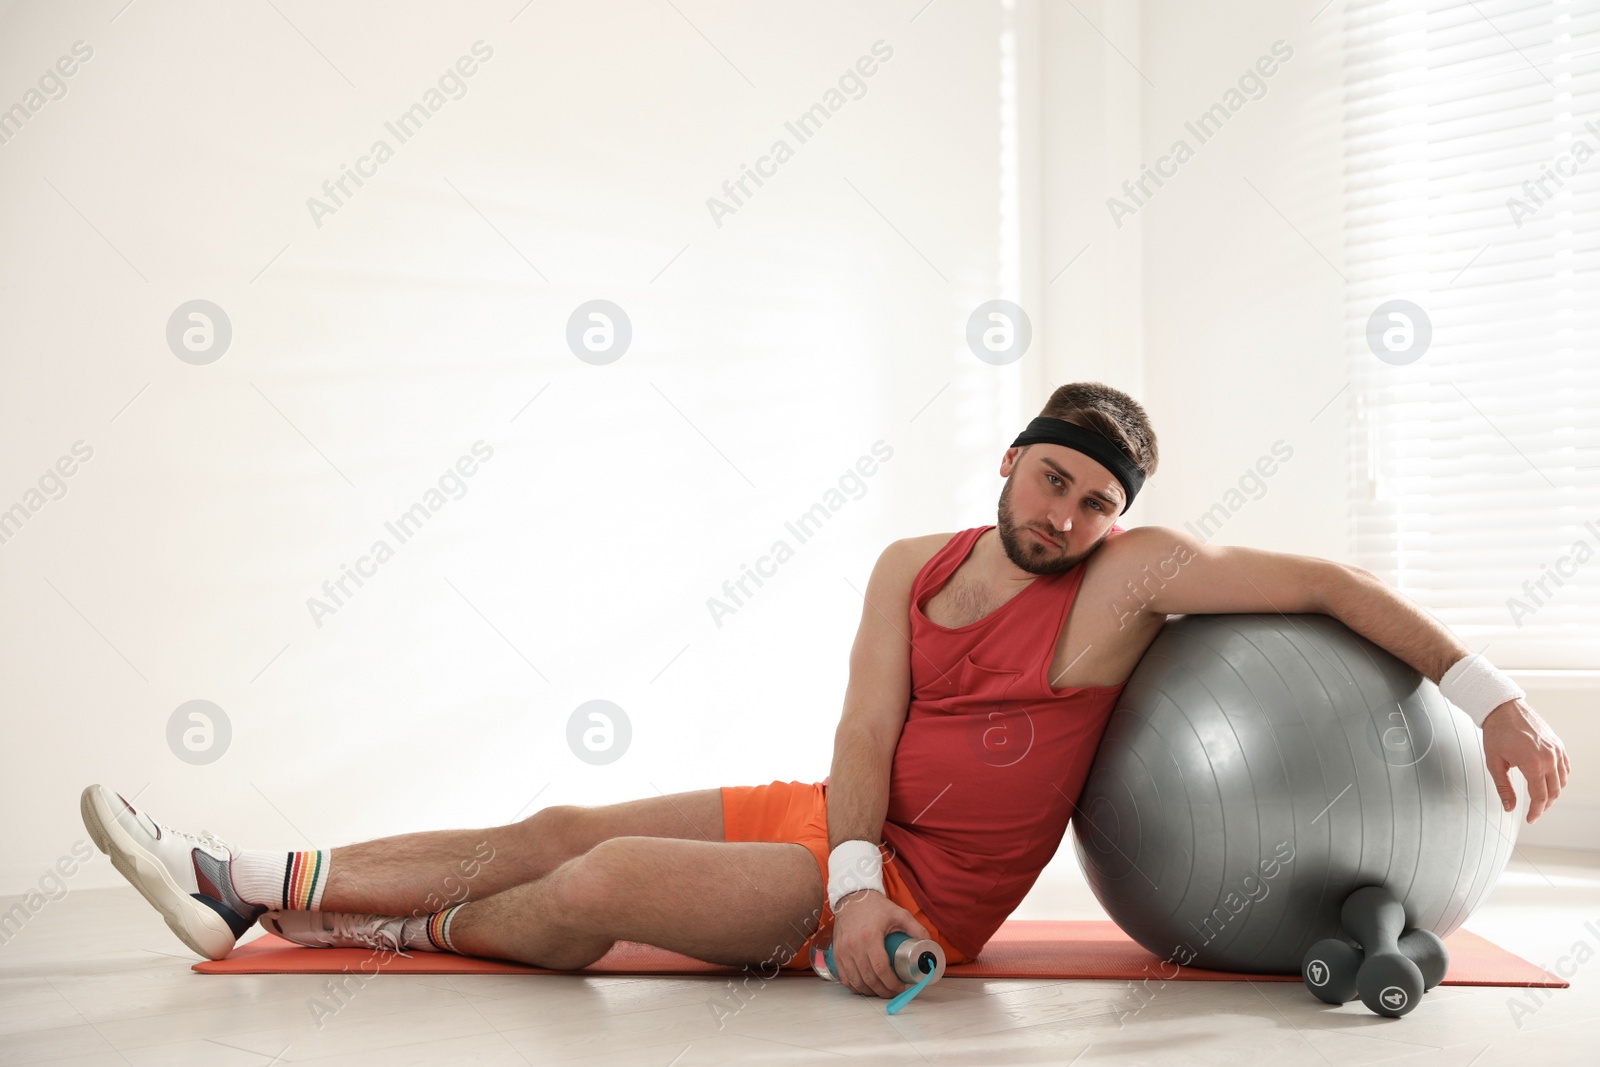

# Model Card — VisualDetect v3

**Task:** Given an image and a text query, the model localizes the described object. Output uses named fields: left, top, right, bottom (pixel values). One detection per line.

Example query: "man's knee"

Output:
left=540, top=837, right=638, bottom=922
left=510, top=804, right=585, bottom=854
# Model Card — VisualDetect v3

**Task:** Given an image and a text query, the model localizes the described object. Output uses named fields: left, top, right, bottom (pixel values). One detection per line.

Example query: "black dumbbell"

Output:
left=1301, top=937, right=1362, bottom=1004
left=1302, top=927, right=1449, bottom=1006
left=1398, top=927, right=1448, bottom=991
left=1342, top=886, right=1425, bottom=1017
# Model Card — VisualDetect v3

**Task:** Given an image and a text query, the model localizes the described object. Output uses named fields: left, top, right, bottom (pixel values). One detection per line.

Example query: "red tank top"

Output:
left=878, top=524, right=1127, bottom=958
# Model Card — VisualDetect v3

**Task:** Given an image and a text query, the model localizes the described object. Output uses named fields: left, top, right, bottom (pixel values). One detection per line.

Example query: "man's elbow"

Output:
left=1316, top=561, right=1382, bottom=614
left=1341, top=562, right=1381, bottom=583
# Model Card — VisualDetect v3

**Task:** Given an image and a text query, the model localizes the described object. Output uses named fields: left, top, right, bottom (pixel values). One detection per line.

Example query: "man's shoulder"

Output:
left=1065, top=525, right=1182, bottom=679
left=1090, top=524, right=1190, bottom=564
left=1079, top=524, right=1200, bottom=622
left=895, top=530, right=965, bottom=556
left=870, top=531, right=965, bottom=590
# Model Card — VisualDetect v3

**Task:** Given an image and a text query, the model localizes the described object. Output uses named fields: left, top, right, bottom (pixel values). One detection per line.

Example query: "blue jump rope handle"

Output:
left=824, top=932, right=939, bottom=1014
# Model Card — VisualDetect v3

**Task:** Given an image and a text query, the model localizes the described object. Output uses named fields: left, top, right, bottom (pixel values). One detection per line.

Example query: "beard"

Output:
left=996, top=476, right=1105, bottom=575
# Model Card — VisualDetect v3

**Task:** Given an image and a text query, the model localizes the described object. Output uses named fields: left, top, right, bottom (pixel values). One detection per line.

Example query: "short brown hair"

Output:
left=1032, top=381, right=1159, bottom=480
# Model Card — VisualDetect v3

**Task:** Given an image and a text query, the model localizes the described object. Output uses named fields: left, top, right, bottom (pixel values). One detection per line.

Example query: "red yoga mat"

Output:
left=193, top=919, right=1565, bottom=988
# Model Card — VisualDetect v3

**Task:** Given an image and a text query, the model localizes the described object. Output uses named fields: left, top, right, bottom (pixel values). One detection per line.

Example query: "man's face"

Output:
left=996, top=444, right=1122, bottom=575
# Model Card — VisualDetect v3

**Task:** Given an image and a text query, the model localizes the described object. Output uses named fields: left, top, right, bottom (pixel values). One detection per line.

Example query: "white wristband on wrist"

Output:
left=1439, top=652, right=1525, bottom=728
left=827, top=840, right=884, bottom=911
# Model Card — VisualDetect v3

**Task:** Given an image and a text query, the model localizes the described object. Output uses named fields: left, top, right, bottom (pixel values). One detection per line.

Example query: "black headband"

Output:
left=1010, top=416, right=1145, bottom=513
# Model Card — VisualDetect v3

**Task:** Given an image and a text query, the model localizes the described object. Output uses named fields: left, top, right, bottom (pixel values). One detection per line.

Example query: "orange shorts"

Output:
left=719, top=779, right=973, bottom=972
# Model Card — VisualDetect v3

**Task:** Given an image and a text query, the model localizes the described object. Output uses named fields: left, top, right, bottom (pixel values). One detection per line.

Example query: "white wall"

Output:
left=1030, top=0, right=1145, bottom=407
left=0, top=0, right=1045, bottom=893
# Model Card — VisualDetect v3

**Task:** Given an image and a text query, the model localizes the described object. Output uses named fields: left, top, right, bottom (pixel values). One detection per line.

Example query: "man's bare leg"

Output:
left=80, top=783, right=733, bottom=963
left=315, top=788, right=727, bottom=916
left=446, top=835, right=824, bottom=971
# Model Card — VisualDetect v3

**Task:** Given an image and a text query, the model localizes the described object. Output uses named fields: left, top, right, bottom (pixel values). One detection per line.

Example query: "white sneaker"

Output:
left=259, top=910, right=417, bottom=956
left=79, top=784, right=264, bottom=960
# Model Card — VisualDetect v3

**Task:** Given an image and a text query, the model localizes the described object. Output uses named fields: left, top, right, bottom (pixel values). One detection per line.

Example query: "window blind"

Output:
left=1344, top=0, right=1600, bottom=669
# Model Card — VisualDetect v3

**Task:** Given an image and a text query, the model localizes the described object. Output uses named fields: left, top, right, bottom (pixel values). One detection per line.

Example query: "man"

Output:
left=80, top=381, right=1570, bottom=1002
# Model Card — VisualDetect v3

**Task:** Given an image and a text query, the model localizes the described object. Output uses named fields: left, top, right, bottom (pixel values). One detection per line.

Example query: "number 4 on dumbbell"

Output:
left=1300, top=886, right=1449, bottom=1018
left=1303, top=928, right=1446, bottom=1007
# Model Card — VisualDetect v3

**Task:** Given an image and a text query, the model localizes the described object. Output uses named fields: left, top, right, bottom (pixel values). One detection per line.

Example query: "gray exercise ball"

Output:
left=1070, top=613, right=1525, bottom=975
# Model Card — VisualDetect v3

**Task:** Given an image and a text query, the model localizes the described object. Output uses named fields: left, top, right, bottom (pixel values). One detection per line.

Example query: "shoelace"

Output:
left=176, top=827, right=233, bottom=852
left=331, top=915, right=414, bottom=959
left=122, top=808, right=234, bottom=854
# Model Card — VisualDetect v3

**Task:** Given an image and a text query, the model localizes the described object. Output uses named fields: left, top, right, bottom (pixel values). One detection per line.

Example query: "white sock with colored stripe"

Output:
left=402, top=902, right=467, bottom=953
left=233, top=849, right=332, bottom=910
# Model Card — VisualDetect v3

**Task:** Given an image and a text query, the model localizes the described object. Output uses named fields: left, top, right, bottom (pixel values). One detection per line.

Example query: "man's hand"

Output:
left=1482, top=698, right=1570, bottom=822
left=829, top=889, right=931, bottom=999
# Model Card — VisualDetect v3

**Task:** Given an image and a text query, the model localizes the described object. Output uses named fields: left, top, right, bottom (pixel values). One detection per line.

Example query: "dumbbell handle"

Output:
left=1342, top=886, right=1407, bottom=954
left=1339, top=887, right=1448, bottom=988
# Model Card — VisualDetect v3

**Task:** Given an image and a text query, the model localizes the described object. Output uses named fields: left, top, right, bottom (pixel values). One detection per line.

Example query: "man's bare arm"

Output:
left=1108, top=525, right=1477, bottom=681
left=1108, top=525, right=1569, bottom=820
left=825, top=539, right=935, bottom=1000
left=828, top=540, right=916, bottom=851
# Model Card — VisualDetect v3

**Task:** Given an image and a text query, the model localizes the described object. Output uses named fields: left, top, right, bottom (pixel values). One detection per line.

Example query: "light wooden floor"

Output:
left=3, top=846, right=1598, bottom=1066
